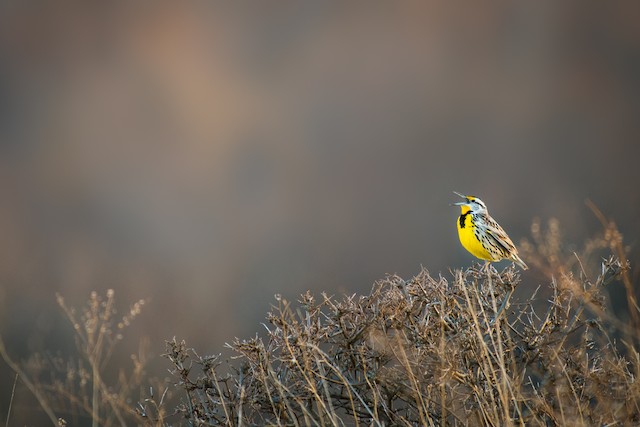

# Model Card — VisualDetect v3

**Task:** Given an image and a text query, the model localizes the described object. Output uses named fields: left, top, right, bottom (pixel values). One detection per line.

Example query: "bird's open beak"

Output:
left=452, top=191, right=469, bottom=206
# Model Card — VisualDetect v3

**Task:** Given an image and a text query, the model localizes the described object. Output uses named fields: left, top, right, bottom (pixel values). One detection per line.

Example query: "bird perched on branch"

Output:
left=453, top=192, right=528, bottom=270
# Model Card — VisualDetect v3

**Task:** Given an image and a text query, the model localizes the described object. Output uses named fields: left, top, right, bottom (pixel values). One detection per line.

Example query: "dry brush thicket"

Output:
left=165, top=218, right=639, bottom=426
left=2, top=217, right=638, bottom=426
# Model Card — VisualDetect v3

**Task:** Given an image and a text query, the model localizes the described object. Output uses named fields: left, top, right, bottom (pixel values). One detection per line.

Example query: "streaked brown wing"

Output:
left=483, top=216, right=517, bottom=254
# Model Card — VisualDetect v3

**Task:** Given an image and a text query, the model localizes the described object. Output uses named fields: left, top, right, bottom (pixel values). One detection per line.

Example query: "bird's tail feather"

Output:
left=512, top=254, right=528, bottom=270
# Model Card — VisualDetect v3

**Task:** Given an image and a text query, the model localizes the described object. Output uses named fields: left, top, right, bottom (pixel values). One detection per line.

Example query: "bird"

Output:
left=453, top=192, right=528, bottom=270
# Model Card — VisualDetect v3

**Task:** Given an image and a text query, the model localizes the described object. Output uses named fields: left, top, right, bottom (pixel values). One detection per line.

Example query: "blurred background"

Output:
left=1, top=1, right=639, bottom=423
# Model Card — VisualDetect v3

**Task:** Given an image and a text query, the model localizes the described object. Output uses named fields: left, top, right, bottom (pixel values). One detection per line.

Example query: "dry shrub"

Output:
left=166, top=219, right=639, bottom=426
left=3, top=217, right=637, bottom=426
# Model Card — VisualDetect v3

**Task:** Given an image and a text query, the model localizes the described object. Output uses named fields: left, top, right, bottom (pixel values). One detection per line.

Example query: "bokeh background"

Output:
left=1, top=2, right=639, bottom=423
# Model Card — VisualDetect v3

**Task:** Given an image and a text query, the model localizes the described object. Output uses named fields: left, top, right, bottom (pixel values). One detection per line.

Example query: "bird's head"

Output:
left=452, top=192, right=488, bottom=214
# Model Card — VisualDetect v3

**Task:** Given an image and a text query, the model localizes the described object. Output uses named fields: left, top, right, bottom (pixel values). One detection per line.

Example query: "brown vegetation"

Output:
left=164, top=219, right=639, bottom=426
left=2, top=217, right=638, bottom=426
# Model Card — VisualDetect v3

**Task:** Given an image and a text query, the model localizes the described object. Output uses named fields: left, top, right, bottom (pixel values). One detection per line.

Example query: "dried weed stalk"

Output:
left=0, top=290, right=166, bottom=426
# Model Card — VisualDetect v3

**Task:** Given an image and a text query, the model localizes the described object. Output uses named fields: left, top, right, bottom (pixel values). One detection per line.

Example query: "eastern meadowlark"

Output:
left=453, top=192, right=528, bottom=270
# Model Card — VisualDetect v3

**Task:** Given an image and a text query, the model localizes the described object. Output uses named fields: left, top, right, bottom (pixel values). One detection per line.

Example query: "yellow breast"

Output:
left=456, top=211, right=494, bottom=261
